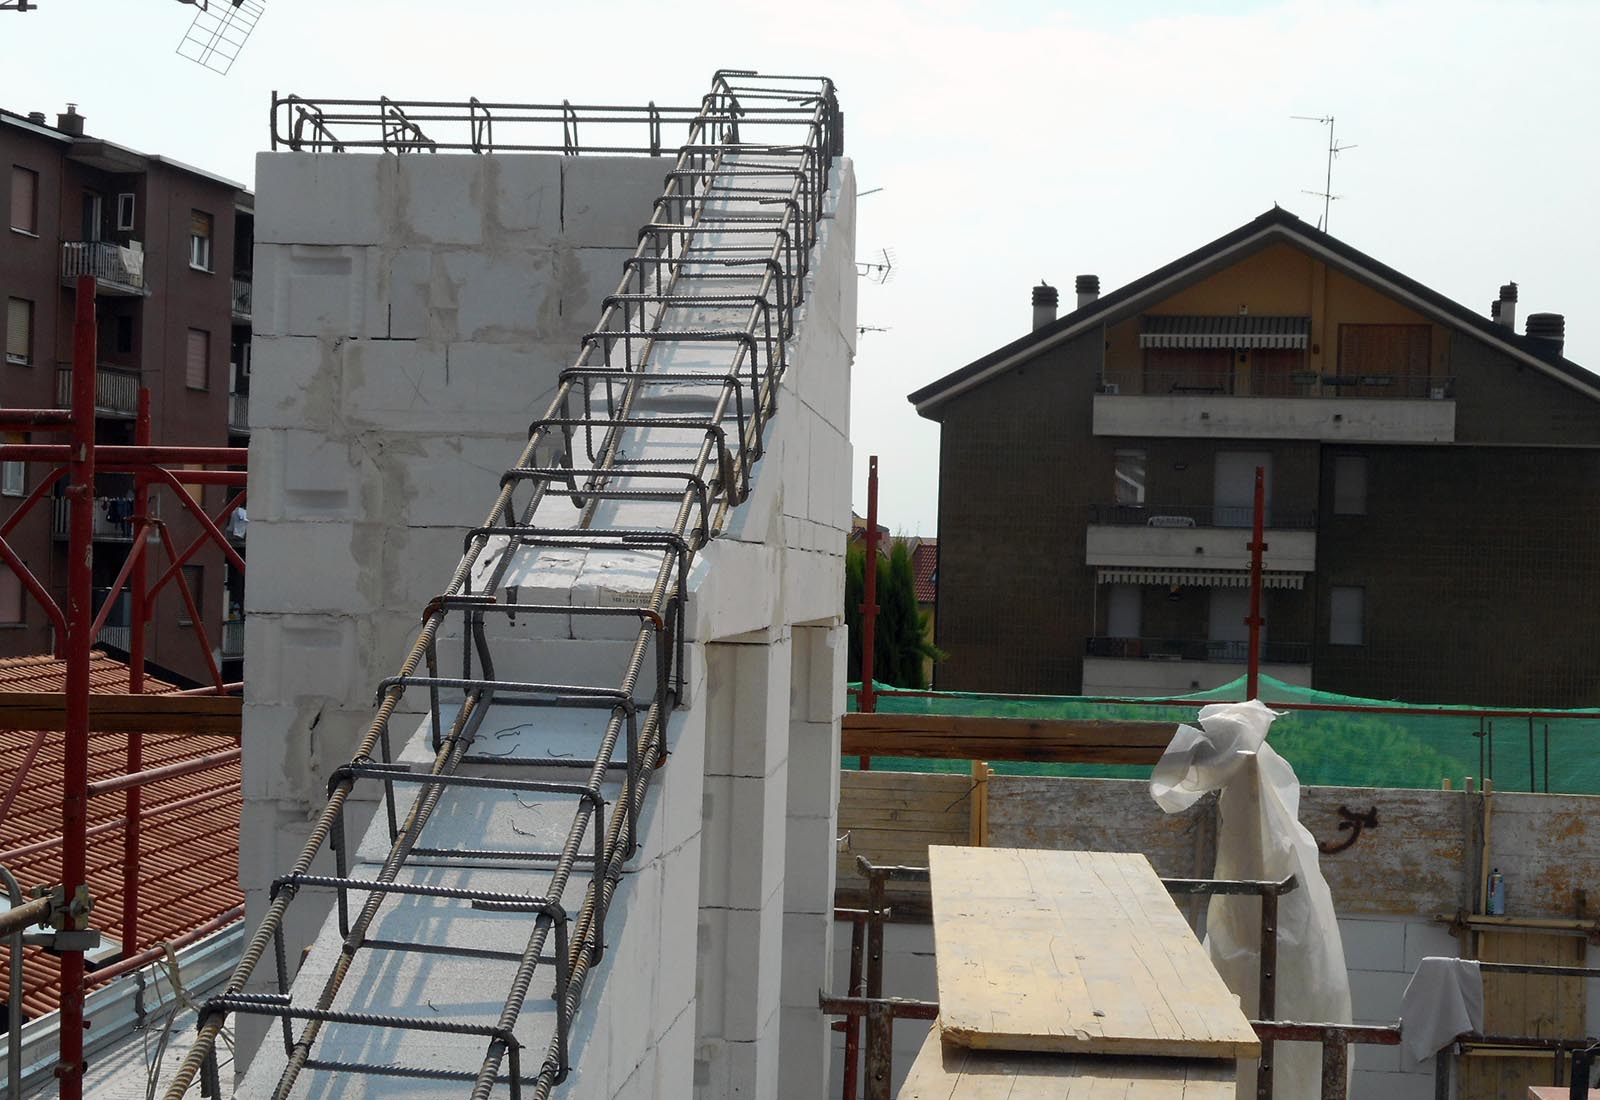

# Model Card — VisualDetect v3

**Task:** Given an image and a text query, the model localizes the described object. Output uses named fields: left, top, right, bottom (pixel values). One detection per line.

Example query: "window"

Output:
left=180, top=565, right=204, bottom=624
left=1113, top=450, right=1146, bottom=507
left=116, top=192, right=136, bottom=231
left=1329, top=586, right=1364, bottom=646
left=3, top=462, right=25, bottom=497
left=0, top=565, right=21, bottom=625
left=189, top=210, right=213, bottom=271
left=186, top=328, right=210, bottom=390
left=10, top=166, right=38, bottom=234
left=1333, top=455, right=1367, bottom=515
left=115, top=315, right=134, bottom=355
left=6, top=298, right=32, bottom=365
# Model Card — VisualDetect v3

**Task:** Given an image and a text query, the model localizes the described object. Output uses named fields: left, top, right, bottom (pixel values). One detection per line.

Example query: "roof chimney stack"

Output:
left=1032, top=282, right=1058, bottom=331
left=1526, top=312, right=1565, bottom=356
left=56, top=103, right=84, bottom=137
left=1496, top=282, right=1518, bottom=331
left=27, top=111, right=46, bottom=126
left=1076, top=274, right=1101, bottom=309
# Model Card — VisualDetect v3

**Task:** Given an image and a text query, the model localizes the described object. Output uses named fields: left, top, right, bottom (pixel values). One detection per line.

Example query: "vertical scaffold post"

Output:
left=858, top=455, right=880, bottom=769
left=57, top=274, right=97, bottom=1100
left=1245, top=465, right=1266, bottom=701
left=122, top=388, right=152, bottom=956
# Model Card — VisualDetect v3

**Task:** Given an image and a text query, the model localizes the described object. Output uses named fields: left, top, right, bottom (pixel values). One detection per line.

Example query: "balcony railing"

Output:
left=1085, top=636, right=1311, bottom=665
left=51, top=497, right=137, bottom=541
left=60, top=241, right=147, bottom=294
left=231, top=277, right=252, bottom=320
left=96, top=625, right=131, bottom=651
left=229, top=391, right=249, bottom=432
left=1097, top=368, right=1454, bottom=400
left=221, top=618, right=244, bottom=658
left=55, top=364, right=141, bottom=418
left=1089, top=503, right=1317, bottom=530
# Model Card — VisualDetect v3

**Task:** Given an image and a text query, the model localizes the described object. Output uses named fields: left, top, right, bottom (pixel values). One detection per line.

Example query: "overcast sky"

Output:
left=6, top=0, right=1597, bottom=534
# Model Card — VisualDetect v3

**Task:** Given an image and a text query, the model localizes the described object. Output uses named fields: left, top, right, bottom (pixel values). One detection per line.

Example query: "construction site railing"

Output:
left=828, top=857, right=1297, bottom=1100
left=160, top=69, right=843, bottom=1100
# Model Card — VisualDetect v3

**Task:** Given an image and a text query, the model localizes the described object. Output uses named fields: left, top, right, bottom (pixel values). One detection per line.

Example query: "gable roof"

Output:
left=911, top=538, right=938, bottom=604
left=908, top=206, right=1596, bottom=416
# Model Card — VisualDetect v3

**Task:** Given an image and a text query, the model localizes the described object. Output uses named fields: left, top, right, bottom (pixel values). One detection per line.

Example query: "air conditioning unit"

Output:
left=1101, top=382, right=1120, bottom=395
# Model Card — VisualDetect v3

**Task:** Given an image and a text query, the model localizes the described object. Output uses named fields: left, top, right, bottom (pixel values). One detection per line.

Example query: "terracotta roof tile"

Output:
left=912, top=539, right=938, bottom=604
left=0, top=653, right=241, bottom=1019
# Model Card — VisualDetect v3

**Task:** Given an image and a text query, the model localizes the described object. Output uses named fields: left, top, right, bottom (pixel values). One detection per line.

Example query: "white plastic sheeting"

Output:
left=1151, top=699, right=1353, bottom=1100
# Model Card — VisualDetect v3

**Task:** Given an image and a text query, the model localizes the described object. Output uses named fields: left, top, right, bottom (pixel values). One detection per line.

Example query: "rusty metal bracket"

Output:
left=1317, top=805, right=1378, bottom=855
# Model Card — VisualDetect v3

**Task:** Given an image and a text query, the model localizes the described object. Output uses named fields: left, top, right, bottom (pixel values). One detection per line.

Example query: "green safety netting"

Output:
left=844, top=675, right=1600, bottom=793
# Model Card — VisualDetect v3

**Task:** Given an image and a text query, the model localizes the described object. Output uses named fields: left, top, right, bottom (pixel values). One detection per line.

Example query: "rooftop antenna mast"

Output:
left=1291, top=114, right=1356, bottom=232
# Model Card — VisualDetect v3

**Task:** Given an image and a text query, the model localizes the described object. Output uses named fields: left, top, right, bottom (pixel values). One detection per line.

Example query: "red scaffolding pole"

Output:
left=1246, top=465, right=1267, bottom=701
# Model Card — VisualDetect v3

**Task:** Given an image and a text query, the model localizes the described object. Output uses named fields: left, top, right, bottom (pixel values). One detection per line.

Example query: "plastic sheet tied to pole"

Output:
left=1151, top=699, right=1353, bottom=1100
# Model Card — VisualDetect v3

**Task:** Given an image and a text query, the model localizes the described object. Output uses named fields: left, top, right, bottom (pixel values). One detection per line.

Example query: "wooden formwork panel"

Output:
left=836, top=770, right=971, bottom=905
left=927, top=846, right=1260, bottom=1060
left=899, top=1029, right=1236, bottom=1099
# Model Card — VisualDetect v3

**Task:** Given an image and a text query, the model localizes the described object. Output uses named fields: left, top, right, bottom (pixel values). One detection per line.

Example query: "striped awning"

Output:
left=1140, top=315, right=1310, bottom=350
left=1096, top=567, right=1305, bottom=590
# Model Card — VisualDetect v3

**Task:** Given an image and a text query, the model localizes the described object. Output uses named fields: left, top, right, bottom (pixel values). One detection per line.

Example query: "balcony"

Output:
left=60, top=242, right=147, bottom=296
left=1092, top=368, right=1455, bottom=443
left=229, top=391, right=249, bottom=433
left=51, top=497, right=137, bottom=541
left=231, top=277, right=252, bottom=322
left=1082, top=635, right=1313, bottom=696
left=55, top=365, right=140, bottom=418
left=1086, top=504, right=1317, bottom=573
left=221, top=618, right=244, bottom=658
left=96, top=625, right=131, bottom=651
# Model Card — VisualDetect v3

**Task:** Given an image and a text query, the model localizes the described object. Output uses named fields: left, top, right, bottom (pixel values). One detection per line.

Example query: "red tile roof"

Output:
left=0, top=653, right=241, bottom=1019
left=912, top=539, right=938, bottom=604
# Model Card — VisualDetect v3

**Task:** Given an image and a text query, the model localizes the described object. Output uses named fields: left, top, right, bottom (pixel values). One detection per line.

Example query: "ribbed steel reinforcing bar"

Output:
left=162, top=69, right=840, bottom=1100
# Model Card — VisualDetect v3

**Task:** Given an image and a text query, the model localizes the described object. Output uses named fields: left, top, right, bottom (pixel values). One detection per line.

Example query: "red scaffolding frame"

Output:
left=0, top=277, right=246, bottom=1098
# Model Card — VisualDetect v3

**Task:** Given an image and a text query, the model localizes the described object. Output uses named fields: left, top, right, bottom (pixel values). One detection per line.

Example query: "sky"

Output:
left=5, top=0, right=1597, bottom=535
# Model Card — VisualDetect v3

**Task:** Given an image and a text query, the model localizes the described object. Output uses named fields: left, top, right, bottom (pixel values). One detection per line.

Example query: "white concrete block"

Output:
left=561, top=157, right=666, bottom=248
left=280, top=245, right=371, bottom=337
left=785, top=720, right=840, bottom=822
left=256, top=152, right=393, bottom=245
left=488, top=156, right=564, bottom=245
left=394, top=154, right=485, bottom=245
left=247, top=336, right=340, bottom=432
left=777, top=1003, right=830, bottom=1100
left=437, top=248, right=562, bottom=343
left=779, top=910, right=830, bottom=1010
left=383, top=247, right=433, bottom=339
left=1347, top=968, right=1410, bottom=1024
left=247, top=521, right=370, bottom=613
left=1339, top=917, right=1407, bottom=973
left=781, top=813, right=837, bottom=916
left=1402, top=920, right=1458, bottom=972
left=1351, top=1070, right=1435, bottom=1100
left=699, top=771, right=788, bottom=912
left=654, top=1006, right=696, bottom=1100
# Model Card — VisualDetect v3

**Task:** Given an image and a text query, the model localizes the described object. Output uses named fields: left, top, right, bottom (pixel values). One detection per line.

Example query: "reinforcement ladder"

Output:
left=162, top=69, right=841, bottom=1099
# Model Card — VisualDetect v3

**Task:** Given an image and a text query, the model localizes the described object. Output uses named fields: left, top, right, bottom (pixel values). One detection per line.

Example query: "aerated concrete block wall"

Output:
left=241, top=148, right=856, bottom=1098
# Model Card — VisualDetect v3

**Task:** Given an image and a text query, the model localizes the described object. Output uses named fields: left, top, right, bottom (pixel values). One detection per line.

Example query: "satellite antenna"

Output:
left=856, top=325, right=891, bottom=337
left=176, top=0, right=266, bottom=75
left=0, top=1, right=38, bottom=11
left=1291, top=114, right=1356, bottom=232
left=856, top=248, right=895, bottom=284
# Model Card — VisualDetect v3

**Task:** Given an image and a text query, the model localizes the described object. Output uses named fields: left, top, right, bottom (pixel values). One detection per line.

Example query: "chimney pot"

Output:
left=1075, top=273, right=1100, bottom=309
left=1526, top=312, right=1565, bottom=355
left=1496, top=281, right=1518, bottom=329
left=1032, top=282, right=1058, bottom=331
left=27, top=111, right=46, bottom=125
left=56, top=103, right=84, bottom=137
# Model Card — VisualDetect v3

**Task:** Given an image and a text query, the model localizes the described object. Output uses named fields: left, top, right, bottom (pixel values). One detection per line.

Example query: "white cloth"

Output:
left=1151, top=700, right=1353, bottom=1100
left=1400, top=957, right=1482, bottom=1064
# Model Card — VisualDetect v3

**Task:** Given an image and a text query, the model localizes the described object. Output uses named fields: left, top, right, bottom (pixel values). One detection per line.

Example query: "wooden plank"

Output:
left=899, top=1028, right=1236, bottom=1099
left=0, top=691, right=242, bottom=734
left=928, top=846, right=1259, bottom=1060
left=842, top=712, right=1174, bottom=764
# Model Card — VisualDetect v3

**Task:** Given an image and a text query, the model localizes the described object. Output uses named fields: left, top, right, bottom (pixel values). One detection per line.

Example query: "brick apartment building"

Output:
left=2, top=103, right=251, bottom=684
left=910, top=207, right=1600, bottom=707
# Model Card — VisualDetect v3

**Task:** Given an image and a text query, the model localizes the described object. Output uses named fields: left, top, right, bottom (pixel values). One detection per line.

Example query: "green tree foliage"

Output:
left=845, top=539, right=940, bottom=690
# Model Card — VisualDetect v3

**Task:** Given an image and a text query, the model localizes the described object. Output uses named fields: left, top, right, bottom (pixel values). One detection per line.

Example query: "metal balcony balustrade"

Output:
left=59, top=242, right=146, bottom=295
left=221, top=618, right=244, bottom=658
left=51, top=496, right=136, bottom=541
left=231, top=277, right=252, bottom=320
left=1097, top=367, right=1454, bottom=400
left=54, top=364, right=140, bottom=418
left=164, top=69, right=842, bottom=1100
left=1086, top=635, right=1311, bottom=665
left=1089, top=502, right=1317, bottom=530
left=228, top=391, right=249, bottom=433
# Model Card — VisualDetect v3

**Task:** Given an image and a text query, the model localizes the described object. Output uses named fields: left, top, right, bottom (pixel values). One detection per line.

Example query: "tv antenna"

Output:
left=856, top=324, right=891, bottom=337
left=176, top=0, right=266, bottom=75
left=856, top=247, right=895, bottom=284
left=1291, top=114, right=1356, bottom=232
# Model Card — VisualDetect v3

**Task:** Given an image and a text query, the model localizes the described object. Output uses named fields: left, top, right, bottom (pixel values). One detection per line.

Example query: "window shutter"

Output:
left=190, top=210, right=211, bottom=239
left=6, top=298, right=30, bottom=362
left=10, top=167, right=36, bottom=232
left=186, top=329, right=209, bottom=389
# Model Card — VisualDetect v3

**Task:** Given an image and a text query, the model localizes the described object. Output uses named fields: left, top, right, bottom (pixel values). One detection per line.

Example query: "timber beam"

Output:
left=0, top=692, right=242, bottom=735
left=841, top=712, right=1174, bottom=765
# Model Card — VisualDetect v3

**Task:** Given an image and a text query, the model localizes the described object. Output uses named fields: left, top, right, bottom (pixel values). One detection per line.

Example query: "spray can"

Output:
left=1488, top=868, right=1507, bottom=915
